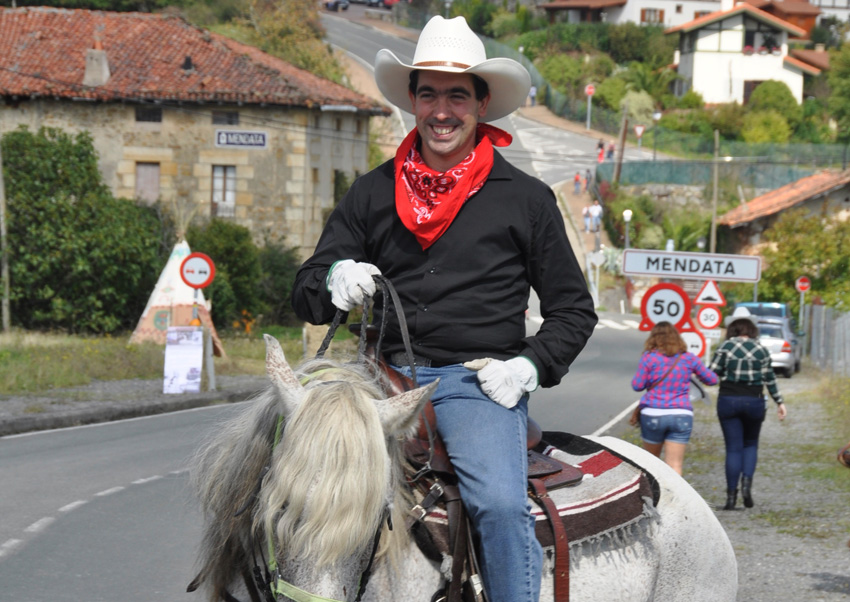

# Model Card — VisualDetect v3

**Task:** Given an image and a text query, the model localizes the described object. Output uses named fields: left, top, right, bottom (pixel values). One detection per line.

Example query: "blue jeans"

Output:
left=392, top=364, right=542, bottom=602
left=639, top=412, right=693, bottom=445
left=716, top=395, right=766, bottom=490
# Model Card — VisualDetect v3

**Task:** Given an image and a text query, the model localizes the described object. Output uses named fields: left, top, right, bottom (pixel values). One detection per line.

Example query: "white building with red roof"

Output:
left=665, top=0, right=820, bottom=104
left=0, top=7, right=390, bottom=254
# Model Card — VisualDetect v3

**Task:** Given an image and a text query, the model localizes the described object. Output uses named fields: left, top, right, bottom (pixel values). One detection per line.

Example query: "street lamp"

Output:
left=623, top=209, right=633, bottom=249
left=652, top=111, right=662, bottom=161
left=697, top=236, right=706, bottom=252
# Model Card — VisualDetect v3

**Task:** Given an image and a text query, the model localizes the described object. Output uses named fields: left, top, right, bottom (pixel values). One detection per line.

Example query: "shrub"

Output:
left=621, top=89, right=655, bottom=125
left=536, top=53, right=584, bottom=96
left=706, top=102, right=746, bottom=139
left=747, top=80, right=802, bottom=130
left=677, top=90, right=705, bottom=110
left=741, top=110, right=791, bottom=143
left=594, top=77, right=628, bottom=111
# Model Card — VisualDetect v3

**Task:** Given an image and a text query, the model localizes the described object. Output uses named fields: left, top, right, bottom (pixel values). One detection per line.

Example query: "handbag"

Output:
left=630, top=354, right=681, bottom=427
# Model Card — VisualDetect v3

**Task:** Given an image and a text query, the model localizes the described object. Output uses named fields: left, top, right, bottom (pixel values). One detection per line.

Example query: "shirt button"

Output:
left=421, top=305, right=428, bottom=312
left=429, top=267, right=437, bottom=274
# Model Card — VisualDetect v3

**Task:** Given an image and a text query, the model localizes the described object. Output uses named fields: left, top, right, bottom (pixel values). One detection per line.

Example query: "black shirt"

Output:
left=291, top=151, right=597, bottom=388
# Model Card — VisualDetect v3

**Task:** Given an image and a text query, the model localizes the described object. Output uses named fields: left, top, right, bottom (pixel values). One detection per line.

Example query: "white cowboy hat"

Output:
left=724, top=306, right=759, bottom=328
left=374, top=16, right=531, bottom=122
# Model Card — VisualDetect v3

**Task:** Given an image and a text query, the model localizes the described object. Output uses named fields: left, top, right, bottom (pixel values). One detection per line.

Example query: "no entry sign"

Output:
left=795, top=276, right=811, bottom=293
left=585, top=84, right=595, bottom=96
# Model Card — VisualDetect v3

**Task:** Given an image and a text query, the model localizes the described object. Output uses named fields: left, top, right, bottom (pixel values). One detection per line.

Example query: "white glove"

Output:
left=464, top=356, right=539, bottom=409
left=327, top=260, right=382, bottom=311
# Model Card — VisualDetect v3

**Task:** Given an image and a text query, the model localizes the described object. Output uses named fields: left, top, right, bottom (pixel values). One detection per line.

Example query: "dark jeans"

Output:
left=716, top=395, right=767, bottom=490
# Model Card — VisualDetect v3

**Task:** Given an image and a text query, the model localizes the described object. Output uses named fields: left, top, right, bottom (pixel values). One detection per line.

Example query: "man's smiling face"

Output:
left=409, top=70, right=490, bottom=172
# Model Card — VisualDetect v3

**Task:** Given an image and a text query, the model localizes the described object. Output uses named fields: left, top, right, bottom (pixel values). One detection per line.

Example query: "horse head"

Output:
left=256, top=334, right=438, bottom=601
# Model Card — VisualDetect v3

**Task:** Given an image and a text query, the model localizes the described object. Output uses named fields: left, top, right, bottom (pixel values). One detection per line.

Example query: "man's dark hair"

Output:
left=408, top=70, right=490, bottom=100
left=726, top=318, right=759, bottom=339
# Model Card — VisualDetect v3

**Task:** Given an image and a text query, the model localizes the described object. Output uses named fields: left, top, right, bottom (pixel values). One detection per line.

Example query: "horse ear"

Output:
left=264, top=334, right=303, bottom=413
left=375, top=379, right=439, bottom=435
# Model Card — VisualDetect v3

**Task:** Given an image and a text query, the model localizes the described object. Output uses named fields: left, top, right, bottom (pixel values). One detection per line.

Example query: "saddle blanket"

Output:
left=411, top=432, right=659, bottom=553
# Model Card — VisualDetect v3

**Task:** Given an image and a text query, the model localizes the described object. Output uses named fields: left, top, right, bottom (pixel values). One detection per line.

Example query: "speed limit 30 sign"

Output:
left=696, top=306, right=722, bottom=330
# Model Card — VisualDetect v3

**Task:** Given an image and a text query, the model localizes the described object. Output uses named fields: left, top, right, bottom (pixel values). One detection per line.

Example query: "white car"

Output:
left=757, top=318, right=802, bottom=378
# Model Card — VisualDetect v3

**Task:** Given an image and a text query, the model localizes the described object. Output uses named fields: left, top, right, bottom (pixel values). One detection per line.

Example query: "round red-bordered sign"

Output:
left=696, top=305, right=722, bottom=330
left=795, top=276, right=811, bottom=293
left=639, top=283, right=692, bottom=331
left=585, top=84, right=595, bottom=96
left=180, top=252, right=216, bottom=289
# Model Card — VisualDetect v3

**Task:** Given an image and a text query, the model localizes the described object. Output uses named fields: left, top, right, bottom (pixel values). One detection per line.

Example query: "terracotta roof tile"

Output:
left=718, top=169, right=850, bottom=227
left=783, top=53, right=821, bottom=74
left=789, top=48, right=830, bottom=71
left=0, top=7, right=388, bottom=115
left=665, top=3, right=806, bottom=37
left=539, top=0, right=626, bottom=9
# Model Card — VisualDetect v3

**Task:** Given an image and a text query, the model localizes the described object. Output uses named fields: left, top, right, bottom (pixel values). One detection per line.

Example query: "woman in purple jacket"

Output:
left=630, top=321, right=718, bottom=475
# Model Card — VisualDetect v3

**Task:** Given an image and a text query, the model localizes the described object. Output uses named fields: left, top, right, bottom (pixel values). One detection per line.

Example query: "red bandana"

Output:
left=394, top=124, right=512, bottom=250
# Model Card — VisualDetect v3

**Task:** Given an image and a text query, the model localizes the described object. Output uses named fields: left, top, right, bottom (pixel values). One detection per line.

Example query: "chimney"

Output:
left=83, top=39, right=110, bottom=87
left=720, top=0, right=734, bottom=10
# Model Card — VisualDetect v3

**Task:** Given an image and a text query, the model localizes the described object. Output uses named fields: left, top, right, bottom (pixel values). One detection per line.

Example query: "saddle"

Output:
left=355, top=324, right=581, bottom=602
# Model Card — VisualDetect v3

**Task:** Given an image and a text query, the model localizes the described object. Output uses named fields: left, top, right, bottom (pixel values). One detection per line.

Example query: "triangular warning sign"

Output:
left=639, top=317, right=654, bottom=331
left=694, top=280, right=726, bottom=306
left=678, top=317, right=698, bottom=333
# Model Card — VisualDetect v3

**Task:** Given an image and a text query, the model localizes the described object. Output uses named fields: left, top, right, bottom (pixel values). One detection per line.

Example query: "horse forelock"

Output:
left=258, top=360, right=408, bottom=568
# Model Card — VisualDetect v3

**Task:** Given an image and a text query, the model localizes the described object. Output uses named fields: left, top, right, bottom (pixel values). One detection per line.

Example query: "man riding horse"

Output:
left=291, top=16, right=597, bottom=602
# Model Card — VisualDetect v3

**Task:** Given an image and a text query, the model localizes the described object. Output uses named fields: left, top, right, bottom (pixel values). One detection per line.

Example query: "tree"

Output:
left=747, top=209, right=850, bottom=312
left=828, top=44, right=850, bottom=143
left=1, top=126, right=167, bottom=333
left=621, top=62, right=679, bottom=106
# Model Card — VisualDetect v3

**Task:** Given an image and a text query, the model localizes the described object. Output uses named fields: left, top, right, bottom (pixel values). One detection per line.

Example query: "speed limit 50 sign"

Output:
left=639, top=283, right=692, bottom=331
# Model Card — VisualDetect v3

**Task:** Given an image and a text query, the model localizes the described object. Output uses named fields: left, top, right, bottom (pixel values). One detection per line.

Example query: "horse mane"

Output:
left=257, top=358, right=412, bottom=567
left=189, top=357, right=412, bottom=600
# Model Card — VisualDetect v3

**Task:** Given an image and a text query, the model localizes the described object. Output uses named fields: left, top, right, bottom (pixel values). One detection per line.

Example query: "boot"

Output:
left=722, top=488, right=737, bottom=510
left=741, top=476, right=754, bottom=508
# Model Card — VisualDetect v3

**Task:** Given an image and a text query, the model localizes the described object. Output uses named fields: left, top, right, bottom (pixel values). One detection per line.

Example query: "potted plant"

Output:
left=771, top=46, right=782, bottom=55
left=743, top=45, right=754, bottom=55
left=758, top=45, right=768, bottom=54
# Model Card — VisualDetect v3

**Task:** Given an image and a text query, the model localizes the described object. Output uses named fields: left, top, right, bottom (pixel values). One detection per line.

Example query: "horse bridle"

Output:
left=249, top=276, right=416, bottom=602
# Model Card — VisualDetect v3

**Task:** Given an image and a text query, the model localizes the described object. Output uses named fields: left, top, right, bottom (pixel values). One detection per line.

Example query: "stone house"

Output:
left=0, top=7, right=389, bottom=256
left=718, top=169, right=850, bottom=252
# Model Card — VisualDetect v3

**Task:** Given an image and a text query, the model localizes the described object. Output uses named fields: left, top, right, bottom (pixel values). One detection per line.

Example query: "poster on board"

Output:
left=163, top=326, right=204, bottom=394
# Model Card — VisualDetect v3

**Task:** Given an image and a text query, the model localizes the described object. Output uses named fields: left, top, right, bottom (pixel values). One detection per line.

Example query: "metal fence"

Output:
left=595, top=160, right=819, bottom=190
left=805, top=305, right=850, bottom=377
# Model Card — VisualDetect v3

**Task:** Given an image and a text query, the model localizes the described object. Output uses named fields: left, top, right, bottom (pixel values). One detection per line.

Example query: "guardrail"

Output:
left=364, top=8, right=393, bottom=21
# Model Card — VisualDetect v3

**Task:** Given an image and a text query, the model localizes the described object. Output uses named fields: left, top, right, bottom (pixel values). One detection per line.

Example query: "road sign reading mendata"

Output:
left=622, top=249, right=761, bottom=282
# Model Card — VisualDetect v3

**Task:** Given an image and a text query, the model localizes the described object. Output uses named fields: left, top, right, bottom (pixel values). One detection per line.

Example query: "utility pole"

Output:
left=612, top=103, right=628, bottom=185
left=0, top=142, right=9, bottom=332
left=710, top=129, right=719, bottom=254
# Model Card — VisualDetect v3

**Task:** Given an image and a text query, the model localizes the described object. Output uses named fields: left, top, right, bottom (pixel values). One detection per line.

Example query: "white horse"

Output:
left=188, top=335, right=737, bottom=602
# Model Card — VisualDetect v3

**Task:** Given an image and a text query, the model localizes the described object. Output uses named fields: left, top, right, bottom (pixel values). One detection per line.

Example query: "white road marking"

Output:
left=623, top=319, right=640, bottom=329
left=59, top=500, right=87, bottom=512
left=0, top=539, right=22, bottom=558
left=132, top=475, right=163, bottom=485
left=592, top=400, right=641, bottom=437
left=599, top=319, right=629, bottom=330
left=25, top=517, right=55, bottom=533
left=95, top=486, right=125, bottom=497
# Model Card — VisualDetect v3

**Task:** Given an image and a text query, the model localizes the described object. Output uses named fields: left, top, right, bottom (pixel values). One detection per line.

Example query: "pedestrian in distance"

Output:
left=582, top=204, right=591, bottom=232
left=596, top=138, right=604, bottom=154
left=710, top=307, right=787, bottom=510
left=629, top=321, right=718, bottom=475
left=528, top=84, right=537, bottom=107
left=585, top=168, right=592, bottom=192
left=588, top=198, right=603, bottom=232
left=606, top=142, right=615, bottom=160
left=597, top=147, right=604, bottom=163
left=291, top=15, right=598, bottom=602
left=574, top=171, right=581, bottom=194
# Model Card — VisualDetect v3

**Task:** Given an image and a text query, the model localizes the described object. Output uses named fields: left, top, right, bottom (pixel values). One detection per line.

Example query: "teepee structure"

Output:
left=129, top=240, right=225, bottom=357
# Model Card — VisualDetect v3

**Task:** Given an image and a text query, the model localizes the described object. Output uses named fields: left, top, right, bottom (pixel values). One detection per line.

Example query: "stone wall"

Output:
left=0, top=99, right=371, bottom=255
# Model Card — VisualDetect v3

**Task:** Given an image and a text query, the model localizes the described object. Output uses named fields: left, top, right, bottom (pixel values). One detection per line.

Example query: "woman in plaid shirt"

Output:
left=630, top=321, right=718, bottom=475
left=710, top=312, right=787, bottom=510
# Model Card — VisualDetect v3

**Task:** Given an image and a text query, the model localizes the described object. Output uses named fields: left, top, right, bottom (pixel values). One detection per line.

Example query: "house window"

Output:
left=356, top=120, right=363, bottom=135
left=212, top=111, right=239, bottom=125
left=135, top=106, right=162, bottom=122
left=676, top=4, right=682, bottom=12
left=695, top=10, right=711, bottom=17
left=212, top=165, right=236, bottom=217
left=135, top=163, right=160, bottom=204
left=640, top=8, right=664, bottom=23
left=743, top=81, right=764, bottom=103
left=314, top=115, right=321, bottom=129
left=335, top=118, right=342, bottom=131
